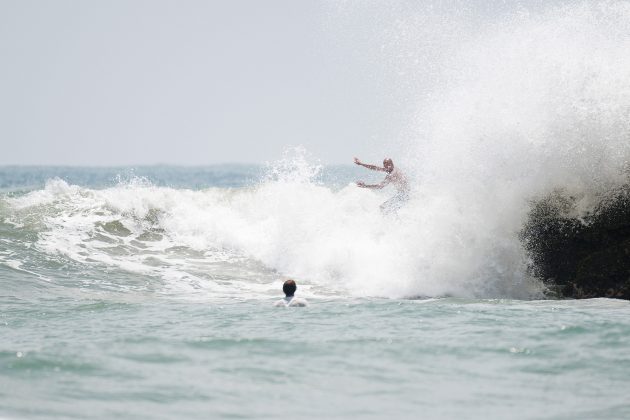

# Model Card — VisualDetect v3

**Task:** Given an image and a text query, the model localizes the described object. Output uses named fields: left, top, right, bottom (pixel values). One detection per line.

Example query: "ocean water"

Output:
left=6, top=1, right=630, bottom=418
left=1, top=164, right=630, bottom=419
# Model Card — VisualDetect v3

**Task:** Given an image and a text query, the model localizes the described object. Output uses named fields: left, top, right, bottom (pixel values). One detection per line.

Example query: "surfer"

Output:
left=354, top=157, right=410, bottom=213
left=274, top=279, right=308, bottom=307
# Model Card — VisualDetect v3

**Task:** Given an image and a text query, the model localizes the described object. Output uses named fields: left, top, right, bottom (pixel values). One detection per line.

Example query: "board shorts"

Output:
left=380, top=190, right=410, bottom=214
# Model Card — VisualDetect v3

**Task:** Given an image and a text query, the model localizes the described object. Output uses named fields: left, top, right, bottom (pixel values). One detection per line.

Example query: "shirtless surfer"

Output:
left=274, top=279, right=308, bottom=307
left=354, top=157, right=410, bottom=213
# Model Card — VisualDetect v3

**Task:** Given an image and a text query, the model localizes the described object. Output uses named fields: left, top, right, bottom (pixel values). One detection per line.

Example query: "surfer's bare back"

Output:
left=354, top=157, right=410, bottom=213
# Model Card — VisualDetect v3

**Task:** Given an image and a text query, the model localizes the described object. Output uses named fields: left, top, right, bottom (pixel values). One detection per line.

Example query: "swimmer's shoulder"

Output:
left=274, top=299, right=287, bottom=307
left=287, top=297, right=308, bottom=307
left=273, top=297, right=308, bottom=307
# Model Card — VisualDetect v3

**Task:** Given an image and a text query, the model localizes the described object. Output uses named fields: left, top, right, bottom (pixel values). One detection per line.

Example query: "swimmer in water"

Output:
left=354, top=157, right=410, bottom=213
left=274, top=279, right=308, bottom=307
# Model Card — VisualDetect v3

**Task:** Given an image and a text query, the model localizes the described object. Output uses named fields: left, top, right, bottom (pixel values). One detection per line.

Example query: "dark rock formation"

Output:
left=521, top=186, right=630, bottom=299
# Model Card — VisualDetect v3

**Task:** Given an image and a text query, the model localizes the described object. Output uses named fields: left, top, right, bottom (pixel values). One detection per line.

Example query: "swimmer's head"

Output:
left=283, top=279, right=297, bottom=297
left=383, top=158, right=394, bottom=173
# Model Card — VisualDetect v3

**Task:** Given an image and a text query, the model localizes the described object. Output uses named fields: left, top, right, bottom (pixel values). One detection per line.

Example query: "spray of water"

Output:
left=327, top=1, right=630, bottom=297
left=5, top=2, right=630, bottom=299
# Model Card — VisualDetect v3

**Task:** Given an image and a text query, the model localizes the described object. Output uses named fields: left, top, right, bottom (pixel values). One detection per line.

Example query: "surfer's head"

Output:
left=383, top=158, right=394, bottom=173
left=283, top=279, right=297, bottom=297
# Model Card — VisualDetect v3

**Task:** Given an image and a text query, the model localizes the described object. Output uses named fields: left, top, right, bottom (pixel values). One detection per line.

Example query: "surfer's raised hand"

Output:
left=355, top=158, right=387, bottom=172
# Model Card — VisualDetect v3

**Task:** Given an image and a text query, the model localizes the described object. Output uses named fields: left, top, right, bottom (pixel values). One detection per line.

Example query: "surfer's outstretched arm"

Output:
left=354, top=157, right=386, bottom=172
left=356, top=178, right=389, bottom=189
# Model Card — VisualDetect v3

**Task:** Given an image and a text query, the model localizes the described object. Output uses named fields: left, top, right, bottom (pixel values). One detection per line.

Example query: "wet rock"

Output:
left=521, top=186, right=630, bottom=300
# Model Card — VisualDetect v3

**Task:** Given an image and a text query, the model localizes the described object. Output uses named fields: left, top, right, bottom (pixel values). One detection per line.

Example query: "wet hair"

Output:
left=283, top=279, right=297, bottom=297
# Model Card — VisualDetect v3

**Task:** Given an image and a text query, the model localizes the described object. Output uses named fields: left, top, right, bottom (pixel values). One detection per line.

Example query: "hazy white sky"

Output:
left=0, top=0, right=413, bottom=165
left=0, top=0, right=567, bottom=165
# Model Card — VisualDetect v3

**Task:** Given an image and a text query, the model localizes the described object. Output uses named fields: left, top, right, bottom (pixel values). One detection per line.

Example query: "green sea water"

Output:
left=1, top=166, right=629, bottom=419
left=2, top=290, right=630, bottom=419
